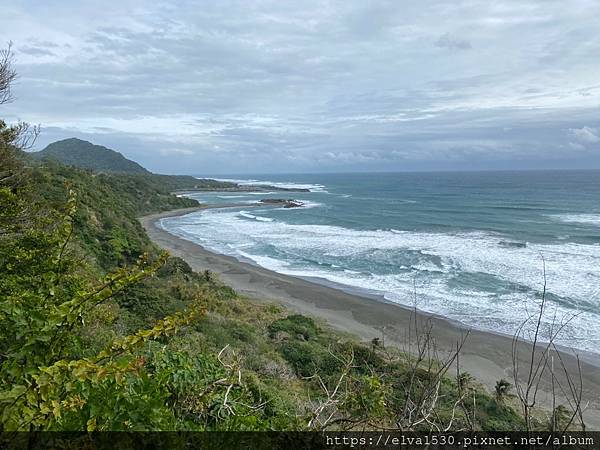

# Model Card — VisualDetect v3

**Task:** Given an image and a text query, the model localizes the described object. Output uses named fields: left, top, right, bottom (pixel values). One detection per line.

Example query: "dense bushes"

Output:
left=268, top=314, right=320, bottom=341
left=30, top=163, right=198, bottom=269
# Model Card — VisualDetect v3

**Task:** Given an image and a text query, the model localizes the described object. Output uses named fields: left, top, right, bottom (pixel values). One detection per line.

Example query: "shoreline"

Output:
left=140, top=206, right=600, bottom=427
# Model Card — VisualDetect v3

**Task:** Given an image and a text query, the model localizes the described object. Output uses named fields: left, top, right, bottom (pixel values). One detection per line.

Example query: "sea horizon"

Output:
left=189, top=167, right=600, bottom=177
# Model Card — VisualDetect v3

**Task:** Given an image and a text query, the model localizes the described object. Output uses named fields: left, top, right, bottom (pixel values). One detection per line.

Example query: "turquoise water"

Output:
left=160, top=171, right=600, bottom=353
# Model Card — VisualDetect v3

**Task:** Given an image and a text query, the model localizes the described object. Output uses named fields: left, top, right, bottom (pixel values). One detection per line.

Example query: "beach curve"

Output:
left=140, top=206, right=600, bottom=427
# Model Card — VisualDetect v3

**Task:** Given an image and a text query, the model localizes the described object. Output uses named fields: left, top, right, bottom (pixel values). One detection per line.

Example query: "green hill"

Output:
left=32, top=137, right=150, bottom=174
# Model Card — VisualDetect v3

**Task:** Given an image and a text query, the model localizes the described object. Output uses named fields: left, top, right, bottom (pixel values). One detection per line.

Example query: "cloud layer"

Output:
left=2, top=0, right=600, bottom=173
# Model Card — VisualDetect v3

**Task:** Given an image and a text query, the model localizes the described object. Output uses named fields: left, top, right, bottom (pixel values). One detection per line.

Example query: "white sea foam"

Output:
left=262, top=200, right=323, bottom=211
left=238, top=211, right=274, bottom=222
left=201, top=177, right=327, bottom=192
left=237, top=251, right=289, bottom=268
left=270, top=200, right=322, bottom=210
left=550, top=214, right=600, bottom=226
left=301, top=200, right=323, bottom=209
left=161, top=209, right=600, bottom=352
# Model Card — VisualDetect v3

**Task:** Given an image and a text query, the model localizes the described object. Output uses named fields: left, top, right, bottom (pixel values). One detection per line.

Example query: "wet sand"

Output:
left=141, top=206, right=600, bottom=427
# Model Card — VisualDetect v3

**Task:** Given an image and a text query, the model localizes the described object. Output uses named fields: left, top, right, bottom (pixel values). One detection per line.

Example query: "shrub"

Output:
left=268, top=315, right=319, bottom=341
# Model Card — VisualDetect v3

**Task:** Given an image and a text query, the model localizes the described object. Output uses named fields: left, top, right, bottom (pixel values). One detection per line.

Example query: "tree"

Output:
left=495, top=379, right=512, bottom=403
left=511, top=258, right=586, bottom=431
left=0, top=42, right=16, bottom=106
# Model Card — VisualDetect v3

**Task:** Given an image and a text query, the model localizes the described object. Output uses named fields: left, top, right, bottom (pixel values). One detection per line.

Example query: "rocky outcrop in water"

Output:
left=259, top=199, right=305, bottom=208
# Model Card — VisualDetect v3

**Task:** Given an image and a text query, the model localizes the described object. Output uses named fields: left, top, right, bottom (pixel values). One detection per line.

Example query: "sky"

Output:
left=2, top=0, right=600, bottom=174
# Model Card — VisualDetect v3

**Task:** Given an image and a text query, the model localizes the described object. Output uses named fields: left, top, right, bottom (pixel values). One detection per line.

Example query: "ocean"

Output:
left=159, top=171, right=600, bottom=353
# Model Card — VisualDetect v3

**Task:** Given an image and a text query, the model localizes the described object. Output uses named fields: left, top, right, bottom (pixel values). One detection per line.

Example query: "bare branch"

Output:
left=511, top=255, right=587, bottom=431
left=306, top=347, right=355, bottom=429
left=0, top=42, right=17, bottom=105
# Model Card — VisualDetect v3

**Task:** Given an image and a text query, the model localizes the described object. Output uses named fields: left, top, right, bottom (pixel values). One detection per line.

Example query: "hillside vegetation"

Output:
left=31, top=137, right=238, bottom=192
left=32, top=138, right=150, bottom=174
left=31, top=162, right=197, bottom=269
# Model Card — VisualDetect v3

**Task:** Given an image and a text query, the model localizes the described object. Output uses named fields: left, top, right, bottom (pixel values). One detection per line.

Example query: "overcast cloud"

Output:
left=2, top=0, right=600, bottom=174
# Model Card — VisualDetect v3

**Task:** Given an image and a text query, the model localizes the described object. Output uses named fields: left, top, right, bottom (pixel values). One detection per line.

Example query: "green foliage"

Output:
left=476, top=393, right=525, bottom=431
left=30, top=163, right=198, bottom=269
left=279, top=341, right=341, bottom=378
left=0, top=145, right=208, bottom=431
left=341, top=375, right=389, bottom=421
left=132, top=173, right=237, bottom=192
left=495, top=378, right=512, bottom=402
left=549, top=405, right=571, bottom=431
left=268, top=314, right=319, bottom=341
left=31, top=136, right=237, bottom=188
left=32, top=138, right=150, bottom=174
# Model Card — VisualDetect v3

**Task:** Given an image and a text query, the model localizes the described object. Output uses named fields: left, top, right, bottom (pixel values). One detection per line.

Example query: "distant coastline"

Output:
left=140, top=205, right=600, bottom=427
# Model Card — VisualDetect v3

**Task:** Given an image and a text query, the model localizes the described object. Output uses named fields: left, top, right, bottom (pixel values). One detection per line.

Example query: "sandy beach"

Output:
left=141, top=206, right=600, bottom=427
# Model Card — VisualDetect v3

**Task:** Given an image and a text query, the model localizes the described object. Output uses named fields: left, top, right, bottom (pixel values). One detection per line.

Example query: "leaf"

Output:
left=0, top=385, right=26, bottom=403
left=51, top=400, right=61, bottom=419
left=86, top=416, right=97, bottom=431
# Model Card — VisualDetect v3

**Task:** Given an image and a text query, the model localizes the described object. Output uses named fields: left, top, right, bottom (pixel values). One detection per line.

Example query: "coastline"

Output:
left=140, top=206, right=600, bottom=426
